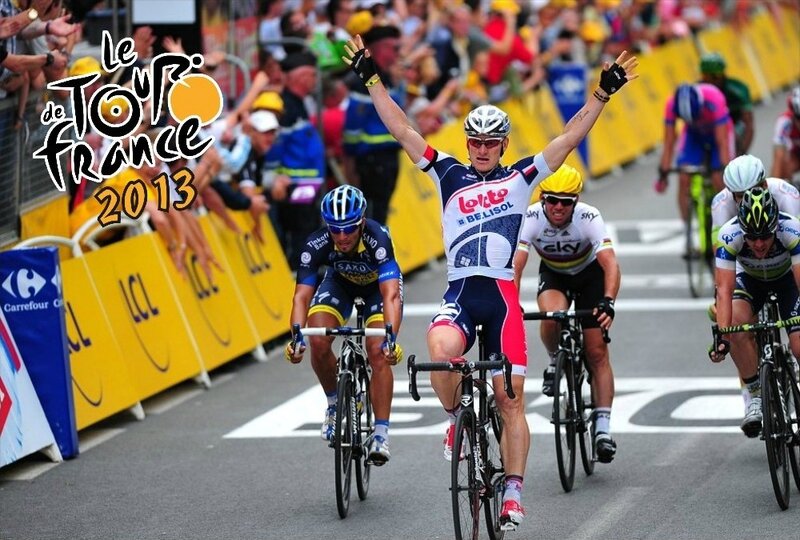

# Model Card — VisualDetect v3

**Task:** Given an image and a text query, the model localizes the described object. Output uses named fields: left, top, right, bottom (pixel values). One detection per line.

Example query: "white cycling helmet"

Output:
left=464, top=105, right=511, bottom=138
left=723, top=154, right=765, bottom=193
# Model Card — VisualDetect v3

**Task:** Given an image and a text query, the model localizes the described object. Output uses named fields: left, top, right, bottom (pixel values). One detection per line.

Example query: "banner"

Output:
left=548, top=63, right=589, bottom=166
left=82, top=234, right=204, bottom=401
left=61, top=256, right=141, bottom=430
left=0, top=247, right=78, bottom=458
left=0, top=308, right=61, bottom=468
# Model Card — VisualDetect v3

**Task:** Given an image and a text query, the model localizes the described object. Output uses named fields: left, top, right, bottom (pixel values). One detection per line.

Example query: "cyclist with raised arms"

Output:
left=655, top=83, right=734, bottom=221
left=342, top=33, right=637, bottom=530
left=770, top=87, right=800, bottom=181
left=285, top=185, right=404, bottom=466
left=699, top=52, right=754, bottom=156
left=710, top=187, right=800, bottom=437
left=513, top=164, right=620, bottom=463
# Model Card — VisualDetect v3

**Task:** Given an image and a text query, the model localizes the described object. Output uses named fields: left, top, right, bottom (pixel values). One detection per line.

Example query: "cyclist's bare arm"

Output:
left=659, top=123, right=677, bottom=172
left=714, top=266, right=736, bottom=328
left=512, top=249, right=529, bottom=293
left=596, top=249, right=620, bottom=300
left=289, top=283, right=315, bottom=328
left=740, top=110, right=754, bottom=154
left=343, top=35, right=427, bottom=164
left=542, top=50, right=638, bottom=172
left=713, top=122, right=731, bottom=167
left=771, top=145, right=788, bottom=178
left=378, top=278, right=403, bottom=334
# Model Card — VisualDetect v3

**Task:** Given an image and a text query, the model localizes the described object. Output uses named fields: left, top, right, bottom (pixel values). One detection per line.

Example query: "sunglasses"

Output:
left=744, top=233, right=772, bottom=241
left=329, top=223, right=360, bottom=235
left=467, top=138, right=503, bottom=149
left=543, top=195, right=577, bottom=207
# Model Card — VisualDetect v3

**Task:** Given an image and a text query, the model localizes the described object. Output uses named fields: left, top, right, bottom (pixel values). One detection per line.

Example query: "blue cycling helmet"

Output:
left=674, top=84, right=703, bottom=123
left=320, top=185, right=367, bottom=228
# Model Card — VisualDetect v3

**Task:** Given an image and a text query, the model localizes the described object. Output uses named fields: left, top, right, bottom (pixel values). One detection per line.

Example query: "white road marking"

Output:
left=224, top=377, right=745, bottom=439
left=567, top=487, right=649, bottom=540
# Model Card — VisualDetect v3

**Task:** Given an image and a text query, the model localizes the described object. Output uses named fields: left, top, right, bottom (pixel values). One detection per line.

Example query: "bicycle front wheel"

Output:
left=355, top=367, right=373, bottom=501
left=685, top=194, right=712, bottom=298
left=553, top=350, right=577, bottom=492
left=334, top=372, right=355, bottom=518
left=783, top=363, right=800, bottom=492
left=761, top=363, right=790, bottom=510
left=483, top=395, right=505, bottom=540
left=452, top=409, right=481, bottom=540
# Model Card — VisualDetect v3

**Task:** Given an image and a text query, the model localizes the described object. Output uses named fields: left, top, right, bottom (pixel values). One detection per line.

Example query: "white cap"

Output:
left=250, top=110, right=280, bottom=133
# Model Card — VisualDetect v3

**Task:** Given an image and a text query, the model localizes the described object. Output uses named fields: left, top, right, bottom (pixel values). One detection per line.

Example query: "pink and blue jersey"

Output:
left=665, top=83, right=734, bottom=168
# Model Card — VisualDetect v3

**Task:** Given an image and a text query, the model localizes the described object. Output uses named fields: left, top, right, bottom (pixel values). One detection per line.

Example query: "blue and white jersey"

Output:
left=711, top=177, right=800, bottom=238
left=716, top=212, right=800, bottom=280
left=415, top=145, right=553, bottom=281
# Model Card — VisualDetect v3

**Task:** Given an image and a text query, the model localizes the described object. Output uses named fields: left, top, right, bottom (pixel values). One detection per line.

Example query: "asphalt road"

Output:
left=2, top=93, right=799, bottom=540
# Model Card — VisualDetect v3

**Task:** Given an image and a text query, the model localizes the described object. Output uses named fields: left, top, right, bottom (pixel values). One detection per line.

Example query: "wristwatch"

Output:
left=27, top=8, right=38, bottom=21
left=44, top=52, right=54, bottom=67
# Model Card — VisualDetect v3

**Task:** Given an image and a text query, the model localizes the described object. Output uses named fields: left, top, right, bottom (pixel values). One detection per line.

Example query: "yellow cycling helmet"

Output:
left=539, top=164, right=583, bottom=196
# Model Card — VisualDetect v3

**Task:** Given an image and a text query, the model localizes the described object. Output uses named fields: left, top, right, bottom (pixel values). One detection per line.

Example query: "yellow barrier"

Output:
left=160, top=216, right=259, bottom=372
left=82, top=233, right=204, bottom=401
left=778, top=7, right=800, bottom=82
left=745, top=11, right=794, bottom=91
left=697, top=25, right=764, bottom=102
left=388, top=164, right=442, bottom=273
left=18, top=196, right=72, bottom=258
left=210, top=211, right=294, bottom=343
left=61, top=256, right=140, bottom=429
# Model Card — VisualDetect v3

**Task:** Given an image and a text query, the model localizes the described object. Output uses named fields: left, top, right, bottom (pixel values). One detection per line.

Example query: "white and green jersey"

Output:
left=716, top=212, right=800, bottom=280
left=711, top=178, right=800, bottom=247
left=517, top=201, right=613, bottom=275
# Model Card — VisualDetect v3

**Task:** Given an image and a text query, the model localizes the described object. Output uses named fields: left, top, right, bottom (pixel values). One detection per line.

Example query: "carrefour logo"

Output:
left=1, top=268, right=61, bottom=312
left=552, top=73, right=585, bottom=103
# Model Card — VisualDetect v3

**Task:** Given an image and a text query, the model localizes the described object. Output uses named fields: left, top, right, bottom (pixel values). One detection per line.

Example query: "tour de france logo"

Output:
left=33, top=31, right=223, bottom=227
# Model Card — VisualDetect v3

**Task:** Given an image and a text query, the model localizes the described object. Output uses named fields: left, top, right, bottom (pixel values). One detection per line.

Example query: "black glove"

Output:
left=595, top=297, right=615, bottom=321
left=658, top=167, right=669, bottom=180
left=708, top=338, right=730, bottom=360
left=598, top=62, right=628, bottom=95
left=349, top=49, right=379, bottom=86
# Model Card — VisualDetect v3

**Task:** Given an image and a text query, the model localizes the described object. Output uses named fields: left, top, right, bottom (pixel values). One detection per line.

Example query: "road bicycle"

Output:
left=669, top=163, right=716, bottom=298
left=712, top=294, right=800, bottom=510
left=524, top=307, right=609, bottom=492
left=294, top=299, right=393, bottom=519
left=407, top=330, right=515, bottom=540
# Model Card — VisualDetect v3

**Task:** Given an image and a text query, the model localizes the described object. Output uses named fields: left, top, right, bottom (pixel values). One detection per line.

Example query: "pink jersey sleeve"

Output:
left=664, top=95, right=677, bottom=125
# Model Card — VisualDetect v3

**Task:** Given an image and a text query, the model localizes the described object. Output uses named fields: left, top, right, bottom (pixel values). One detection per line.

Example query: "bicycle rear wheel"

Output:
left=452, top=409, right=481, bottom=540
left=553, top=350, right=577, bottom=492
left=577, top=365, right=595, bottom=477
left=334, top=373, right=355, bottom=518
left=355, top=367, right=372, bottom=501
left=783, top=364, right=800, bottom=492
left=685, top=194, right=712, bottom=298
left=483, top=395, right=505, bottom=540
left=761, top=363, right=790, bottom=510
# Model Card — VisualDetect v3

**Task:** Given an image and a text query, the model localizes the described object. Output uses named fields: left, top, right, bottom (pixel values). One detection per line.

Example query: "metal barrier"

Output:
left=0, top=89, right=90, bottom=248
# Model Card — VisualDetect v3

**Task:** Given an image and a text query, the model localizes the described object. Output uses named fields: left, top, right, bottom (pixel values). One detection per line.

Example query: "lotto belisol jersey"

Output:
left=716, top=213, right=800, bottom=281
left=296, top=218, right=402, bottom=287
left=415, top=145, right=553, bottom=281
left=664, top=83, right=730, bottom=136
left=711, top=178, right=800, bottom=241
left=773, top=111, right=800, bottom=152
left=517, top=201, right=613, bottom=275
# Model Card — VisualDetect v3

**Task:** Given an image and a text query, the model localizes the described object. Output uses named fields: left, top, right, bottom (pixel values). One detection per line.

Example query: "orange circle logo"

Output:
left=168, top=74, right=223, bottom=126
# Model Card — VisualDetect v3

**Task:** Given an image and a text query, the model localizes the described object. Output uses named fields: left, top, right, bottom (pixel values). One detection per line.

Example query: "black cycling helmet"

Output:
left=738, top=187, right=778, bottom=238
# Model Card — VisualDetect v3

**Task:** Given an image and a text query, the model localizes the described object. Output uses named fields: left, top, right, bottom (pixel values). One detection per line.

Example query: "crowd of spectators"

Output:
left=0, top=0, right=796, bottom=271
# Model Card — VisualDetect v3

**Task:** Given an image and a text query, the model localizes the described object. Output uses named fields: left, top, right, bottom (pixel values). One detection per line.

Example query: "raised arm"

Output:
left=342, top=35, right=428, bottom=164
left=542, top=51, right=638, bottom=172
